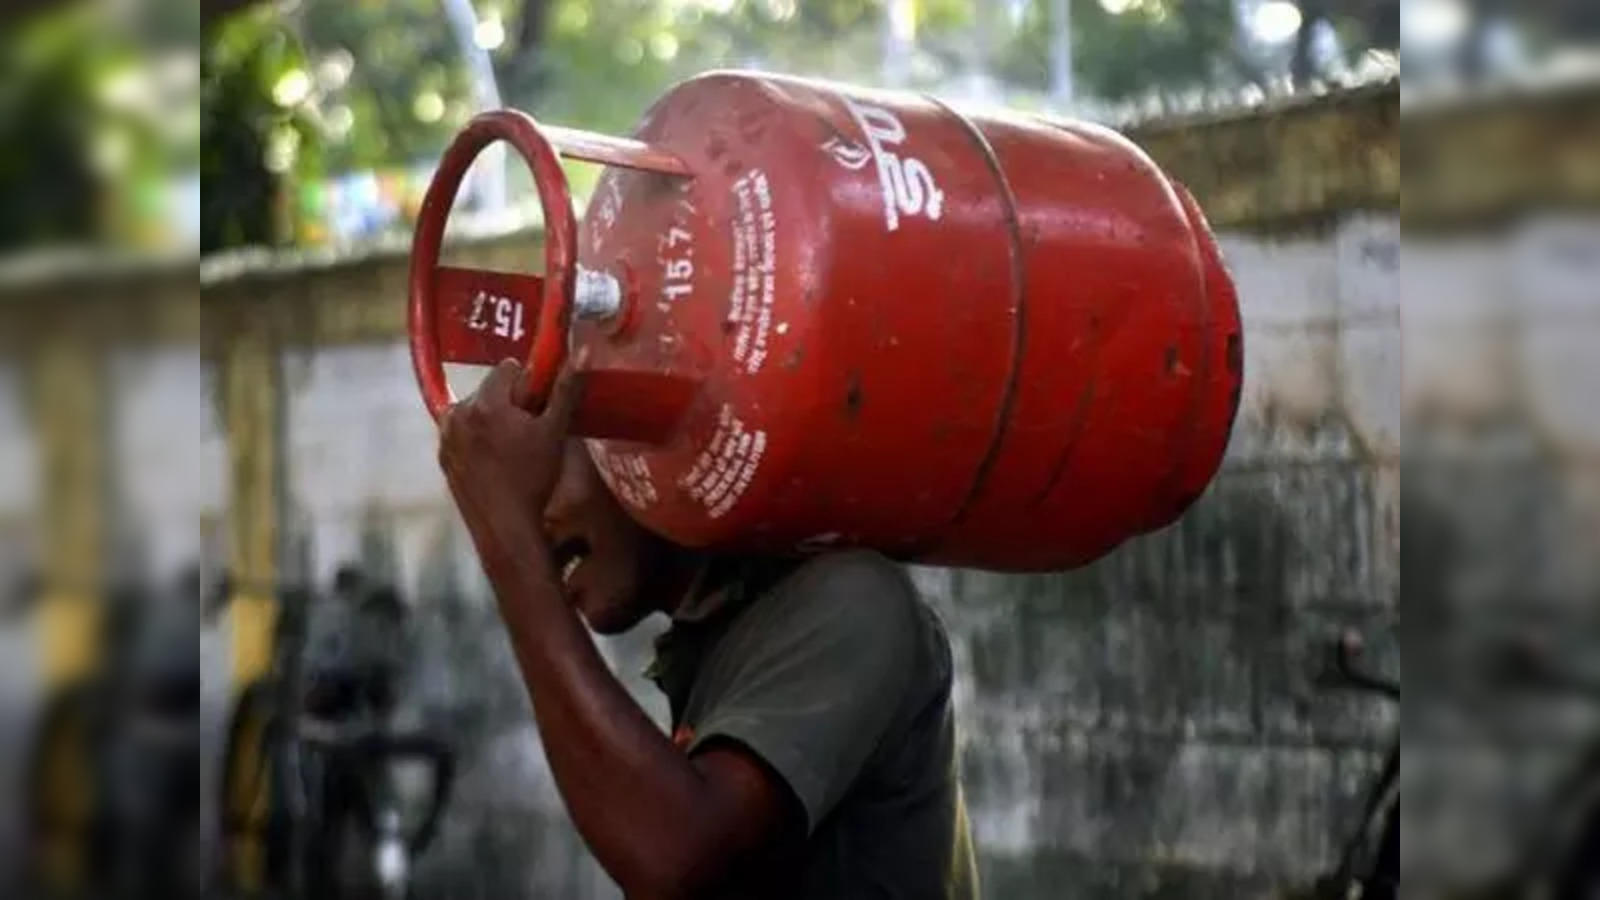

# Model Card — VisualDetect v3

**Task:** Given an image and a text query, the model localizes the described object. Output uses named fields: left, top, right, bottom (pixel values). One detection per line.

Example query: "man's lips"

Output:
left=552, top=535, right=591, bottom=586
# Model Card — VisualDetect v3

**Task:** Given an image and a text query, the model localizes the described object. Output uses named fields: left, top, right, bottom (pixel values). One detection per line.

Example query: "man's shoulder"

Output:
left=769, top=549, right=921, bottom=620
left=722, top=549, right=945, bottom=672
left=788, top=547, right=913, bottom=586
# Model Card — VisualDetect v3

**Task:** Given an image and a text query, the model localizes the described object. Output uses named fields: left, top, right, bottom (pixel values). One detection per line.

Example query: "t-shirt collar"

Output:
left=644, top=556, right=805, bottom=696
left=667, top=560, right=743, bottom=624
left=643, top=559, right=741, bottom=691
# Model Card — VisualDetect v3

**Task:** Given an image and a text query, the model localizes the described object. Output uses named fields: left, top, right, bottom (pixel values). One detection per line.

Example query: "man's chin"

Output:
left=584, top=614, right=641, bottom=636
left=575, top=594, right=644, bottom=635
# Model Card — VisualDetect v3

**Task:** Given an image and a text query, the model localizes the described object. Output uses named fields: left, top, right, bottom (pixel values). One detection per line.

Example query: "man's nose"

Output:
left=549, top=439, right=603, bottom=515
left=542, top=478, right=583, bottom=534
left=541, top=500, right=568, bottom=537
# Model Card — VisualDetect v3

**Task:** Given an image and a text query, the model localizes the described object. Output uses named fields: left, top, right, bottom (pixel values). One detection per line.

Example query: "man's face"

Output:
left=541, top=440, right=684, bottom=634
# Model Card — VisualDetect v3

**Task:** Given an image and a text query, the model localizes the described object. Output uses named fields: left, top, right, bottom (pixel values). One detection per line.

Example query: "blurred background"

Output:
left=0, top=0, right=1596, bottom=898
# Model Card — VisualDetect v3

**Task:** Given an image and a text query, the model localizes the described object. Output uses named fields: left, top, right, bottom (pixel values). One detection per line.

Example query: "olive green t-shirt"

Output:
left=647, top=549, right=978, bottom=899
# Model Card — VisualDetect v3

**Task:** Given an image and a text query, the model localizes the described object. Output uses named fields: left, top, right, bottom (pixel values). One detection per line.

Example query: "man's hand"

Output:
left=437, top=356, right=586, bottom=560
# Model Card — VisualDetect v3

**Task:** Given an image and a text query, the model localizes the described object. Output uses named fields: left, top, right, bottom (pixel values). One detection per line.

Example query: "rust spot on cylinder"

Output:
left=844, top=372, right=864, bottom=420
left=737, top=108, right=771, bottom=145
left=1164, top=345, right=1180, bottom=375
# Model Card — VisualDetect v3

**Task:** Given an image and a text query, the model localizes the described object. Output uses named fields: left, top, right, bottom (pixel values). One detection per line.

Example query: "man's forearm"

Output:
left=468, top=513, right=725, bottom=897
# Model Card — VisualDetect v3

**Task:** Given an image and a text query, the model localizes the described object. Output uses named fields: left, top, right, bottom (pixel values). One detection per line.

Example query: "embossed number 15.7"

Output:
left=467, top=290, right=527, bottom=341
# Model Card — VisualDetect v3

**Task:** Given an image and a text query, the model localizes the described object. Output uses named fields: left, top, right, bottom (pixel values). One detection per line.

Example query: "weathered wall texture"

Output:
left=0, top=365, right=39, bottom=889
left=1, top=255, right=206, bottom=890
left=1399, top=216, right=1600, bottom=892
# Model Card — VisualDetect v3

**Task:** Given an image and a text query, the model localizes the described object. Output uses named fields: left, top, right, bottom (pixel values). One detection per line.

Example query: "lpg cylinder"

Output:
left=409, top=71, right=1242, bottom=572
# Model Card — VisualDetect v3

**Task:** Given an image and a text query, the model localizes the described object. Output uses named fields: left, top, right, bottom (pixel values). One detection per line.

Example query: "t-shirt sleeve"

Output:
left=685, top=553, right=922, bottom=835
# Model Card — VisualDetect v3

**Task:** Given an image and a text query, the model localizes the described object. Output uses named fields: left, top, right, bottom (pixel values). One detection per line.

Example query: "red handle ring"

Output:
left=408, top=109, right=578, bottom=421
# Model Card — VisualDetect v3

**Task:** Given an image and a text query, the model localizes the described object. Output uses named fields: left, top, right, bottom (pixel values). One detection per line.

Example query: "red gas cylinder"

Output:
left=409, top=71, right=1242, bottom=572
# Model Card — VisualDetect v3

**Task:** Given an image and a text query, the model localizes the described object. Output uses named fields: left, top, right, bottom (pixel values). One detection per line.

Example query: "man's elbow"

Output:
left=618, top=875, right=696, bottom=900
left=616, top=861, right=717, bottom=900
left=600, top=748, right=791, bottom=898
left=612, top=833, right=729, bottom=900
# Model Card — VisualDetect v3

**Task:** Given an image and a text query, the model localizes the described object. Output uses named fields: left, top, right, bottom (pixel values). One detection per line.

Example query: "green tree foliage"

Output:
left=993, top=0, right=1245, bottom=101
left=494, top=0, right=977, bottom=134
left=201, top=5, right=323, bottom=252
left=485, top=0, right=982, bottom=195
left=0, top=3, right=179, bottom=251
left=298, top=0, right=479, bottom=174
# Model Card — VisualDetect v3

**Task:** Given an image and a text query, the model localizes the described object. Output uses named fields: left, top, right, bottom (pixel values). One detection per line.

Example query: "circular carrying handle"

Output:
left=408, top=110, right=578, bottom=421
